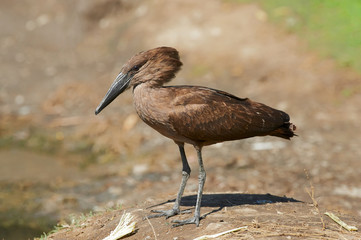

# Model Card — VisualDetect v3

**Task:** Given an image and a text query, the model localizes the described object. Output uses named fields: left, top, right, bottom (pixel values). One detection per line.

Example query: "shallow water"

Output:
left=0, top=225, right=49, bottom=240
left=0, top=149, right=107, bottom=240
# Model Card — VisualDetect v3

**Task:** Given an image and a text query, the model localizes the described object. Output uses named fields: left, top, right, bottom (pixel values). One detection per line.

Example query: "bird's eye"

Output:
left=131, top=65, right=140, bottom=71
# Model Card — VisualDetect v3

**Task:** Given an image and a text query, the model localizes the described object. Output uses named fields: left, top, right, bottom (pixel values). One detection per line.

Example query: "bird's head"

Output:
left=95, top=46, right=182, bottom=115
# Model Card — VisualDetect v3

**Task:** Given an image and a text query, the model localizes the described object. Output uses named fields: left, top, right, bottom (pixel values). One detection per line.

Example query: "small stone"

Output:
left=25, top=20, right=36, bottom=31
left=133, top=164, right=149, bottom=176
left=205, top=222, right=225, bottom=231
left=15, top=95, right=25, bottom=105
left=36, top=14, right=50, bottom=26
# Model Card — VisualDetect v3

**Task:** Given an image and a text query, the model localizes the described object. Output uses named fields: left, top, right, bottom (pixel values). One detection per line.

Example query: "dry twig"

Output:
left=193, top=226, right=248, bottom=240
left=144, top=216, right=158, bottom=240
left=325, top=212, right=358, bottom=232
left=304, top=169, right=326, bottom=230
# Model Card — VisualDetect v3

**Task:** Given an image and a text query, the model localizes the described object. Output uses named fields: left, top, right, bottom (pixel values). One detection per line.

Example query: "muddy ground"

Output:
left=0, top=0, right=360, bottom=239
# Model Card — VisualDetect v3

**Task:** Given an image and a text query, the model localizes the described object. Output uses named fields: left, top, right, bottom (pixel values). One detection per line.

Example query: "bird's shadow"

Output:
left=147, top=193, right=301, bottom=218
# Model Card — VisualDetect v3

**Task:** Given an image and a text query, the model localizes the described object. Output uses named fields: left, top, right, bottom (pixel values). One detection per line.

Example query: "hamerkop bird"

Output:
left=95, top=46, right=296, bottom=226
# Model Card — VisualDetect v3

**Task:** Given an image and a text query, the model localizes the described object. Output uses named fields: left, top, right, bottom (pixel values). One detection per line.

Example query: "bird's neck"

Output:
left=132, top=83, right=168, bottom=125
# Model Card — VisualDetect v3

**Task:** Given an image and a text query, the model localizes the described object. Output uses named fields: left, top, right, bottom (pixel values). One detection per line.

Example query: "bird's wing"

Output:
left=167, top=86, right=289, bottom=142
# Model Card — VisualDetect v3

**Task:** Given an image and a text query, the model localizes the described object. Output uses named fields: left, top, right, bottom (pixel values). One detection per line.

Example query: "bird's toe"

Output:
left=171, top=216, right=200, bottom=227
left=146, top=208, right=192, bottom=220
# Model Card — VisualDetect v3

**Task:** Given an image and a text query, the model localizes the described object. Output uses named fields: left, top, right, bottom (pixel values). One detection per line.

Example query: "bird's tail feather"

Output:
left=270, top=123, right=297, bottom=140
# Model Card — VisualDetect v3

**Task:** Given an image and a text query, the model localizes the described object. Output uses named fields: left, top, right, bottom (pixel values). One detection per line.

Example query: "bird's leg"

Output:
left=172, top=146, right=206, bottom=227
left=148, top=144, right=191, bottom=219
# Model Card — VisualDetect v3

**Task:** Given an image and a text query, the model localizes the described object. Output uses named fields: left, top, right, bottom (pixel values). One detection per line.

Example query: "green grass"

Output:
left=236, top=0, right=361, bottom=72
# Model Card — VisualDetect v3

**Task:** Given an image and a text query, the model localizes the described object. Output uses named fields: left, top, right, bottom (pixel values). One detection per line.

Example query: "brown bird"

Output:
left=95, top=46, right=296, bottom=226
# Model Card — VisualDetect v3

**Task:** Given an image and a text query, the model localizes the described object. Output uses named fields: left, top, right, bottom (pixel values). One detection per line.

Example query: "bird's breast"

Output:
left=132, top=84, right=181, bottom=140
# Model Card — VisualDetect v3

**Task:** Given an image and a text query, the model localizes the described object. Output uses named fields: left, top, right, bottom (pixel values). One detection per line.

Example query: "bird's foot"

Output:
left=146, top=208, right=191, bottom=219
left=171, top=215, right=202, bottom=227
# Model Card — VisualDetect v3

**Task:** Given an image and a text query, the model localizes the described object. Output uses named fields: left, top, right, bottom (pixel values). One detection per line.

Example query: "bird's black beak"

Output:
left=95, top=72, right=131, bottom=115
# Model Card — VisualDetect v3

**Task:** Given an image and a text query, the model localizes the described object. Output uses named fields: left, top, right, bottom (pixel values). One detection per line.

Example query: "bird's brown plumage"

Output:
left=132, top=84, right=295, bottom=148
left=167, top=86, right=294, bottom=144
left=95, top=46, right=296, bottom=227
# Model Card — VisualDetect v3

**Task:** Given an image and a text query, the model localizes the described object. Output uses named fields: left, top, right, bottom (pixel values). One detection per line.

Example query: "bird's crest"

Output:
left=124, top=47, right=183, bottom=87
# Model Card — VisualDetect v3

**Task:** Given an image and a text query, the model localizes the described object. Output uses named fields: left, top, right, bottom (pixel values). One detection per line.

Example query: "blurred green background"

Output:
left=240, top=0, right=361, bottom=72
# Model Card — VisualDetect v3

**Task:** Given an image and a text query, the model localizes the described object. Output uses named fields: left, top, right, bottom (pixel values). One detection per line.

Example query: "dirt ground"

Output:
left=1, top=0, right=360, bottom=239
